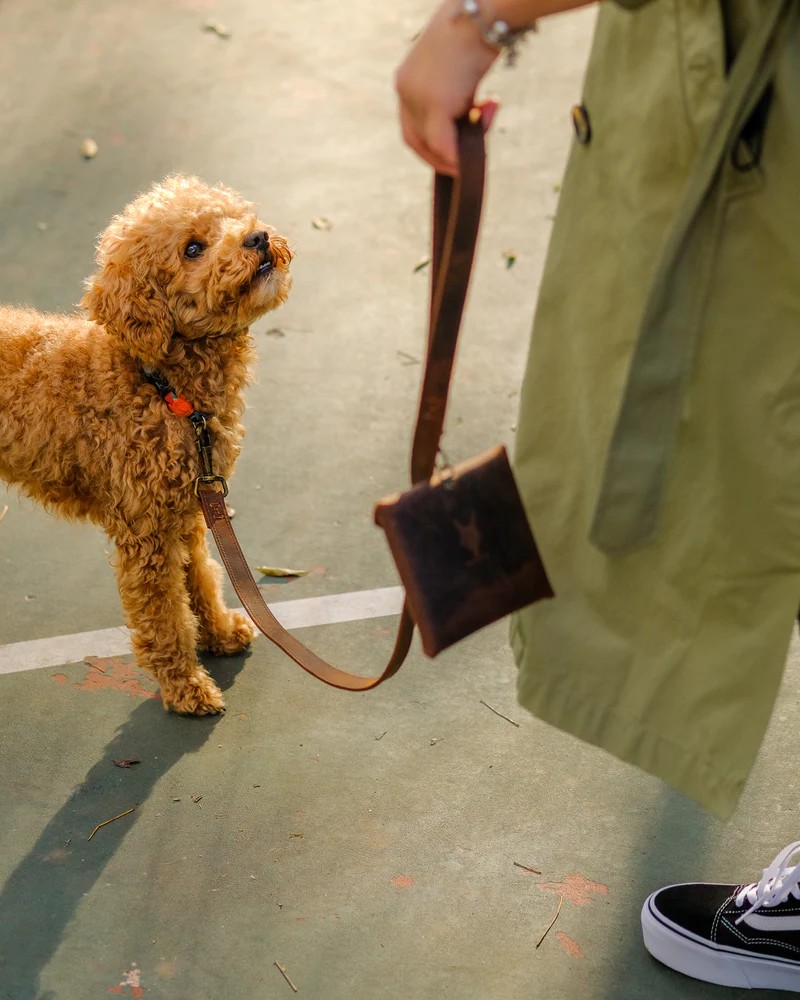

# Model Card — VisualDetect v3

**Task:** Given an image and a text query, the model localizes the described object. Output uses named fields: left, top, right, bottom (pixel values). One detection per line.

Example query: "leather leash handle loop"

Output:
left=411, top=114, right=487, bottom=484
left=200, top=113, right=487, bottom=689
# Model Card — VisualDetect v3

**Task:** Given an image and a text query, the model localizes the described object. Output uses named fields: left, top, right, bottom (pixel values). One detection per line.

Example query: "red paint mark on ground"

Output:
left=75, top=656, right=159, bottom=700
left=536, top=873, right=609, bottom=908
left=107, top=961, right=144, bottom=996
left=52, top=673, right=69, bottom=685
left=107, top=986, right=141, bottom=998
left=555, top=931, right=585, bottom=958
left=42, top=847, right=70, bottom=863
left=391, top=875, right=415, bottom=889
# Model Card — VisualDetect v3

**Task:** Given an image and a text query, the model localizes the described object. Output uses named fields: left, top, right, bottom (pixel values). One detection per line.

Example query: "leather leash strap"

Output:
left=198, top=112, right=487, bottom=689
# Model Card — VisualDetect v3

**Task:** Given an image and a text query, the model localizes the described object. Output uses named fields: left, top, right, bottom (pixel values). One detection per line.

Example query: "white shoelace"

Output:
left=735, top=841, right=800, bottom=925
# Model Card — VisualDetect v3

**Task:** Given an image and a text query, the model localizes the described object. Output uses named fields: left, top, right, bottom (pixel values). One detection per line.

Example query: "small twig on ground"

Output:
left=513, top=861, right=542, bottom=875
left=87, top=806, right=135, bottom=841
left=396, top=349, right=421, bottom=366
left=375, top=731, right=387, bottom=741
left=536, top=895, right=564, bottom=949
left=479, top=700, right=520, bottom=727
left=274, top=961, right=299, bottom=992
left=0, top=505, right=8, bottom=523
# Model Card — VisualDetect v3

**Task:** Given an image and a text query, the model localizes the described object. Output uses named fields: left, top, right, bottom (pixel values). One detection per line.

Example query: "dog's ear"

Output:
left=82, top=257, right=173, bottom=365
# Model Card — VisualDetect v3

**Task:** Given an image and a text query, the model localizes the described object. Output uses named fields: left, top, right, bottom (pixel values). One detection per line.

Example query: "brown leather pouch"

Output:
left=374, top=445, right=553, bottom=656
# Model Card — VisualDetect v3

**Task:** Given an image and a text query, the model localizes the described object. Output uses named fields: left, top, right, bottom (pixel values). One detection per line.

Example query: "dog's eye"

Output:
left=184, top=241, right=205, bottom=259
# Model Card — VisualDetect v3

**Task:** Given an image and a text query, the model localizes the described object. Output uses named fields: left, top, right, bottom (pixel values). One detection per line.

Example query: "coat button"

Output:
left=571, top=104, right=591, bottom=144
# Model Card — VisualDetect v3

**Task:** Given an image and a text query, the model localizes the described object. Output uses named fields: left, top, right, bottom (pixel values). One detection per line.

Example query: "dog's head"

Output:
left=81, top=175, right=292, bottom=365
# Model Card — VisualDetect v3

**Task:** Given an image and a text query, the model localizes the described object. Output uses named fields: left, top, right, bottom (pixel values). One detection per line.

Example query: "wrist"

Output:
left=452, top=0, right=537, bottom=64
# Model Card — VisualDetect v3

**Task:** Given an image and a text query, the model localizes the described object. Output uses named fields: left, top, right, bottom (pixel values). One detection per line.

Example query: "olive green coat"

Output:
left=511, top=0, right=800, bottom=819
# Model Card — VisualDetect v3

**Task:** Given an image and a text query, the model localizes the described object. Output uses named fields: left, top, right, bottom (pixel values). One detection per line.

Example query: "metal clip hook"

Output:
left=192, top=416, right=216, bottom=479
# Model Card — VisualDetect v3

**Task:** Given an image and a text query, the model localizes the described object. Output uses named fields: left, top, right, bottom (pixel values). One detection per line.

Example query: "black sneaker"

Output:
left=642, top=841, right=800, bottom=991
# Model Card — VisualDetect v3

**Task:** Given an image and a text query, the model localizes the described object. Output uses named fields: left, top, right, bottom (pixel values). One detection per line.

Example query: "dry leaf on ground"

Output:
left=256, top=566, right=308, bottom=578
left=202, top=20, right=231, bottom=38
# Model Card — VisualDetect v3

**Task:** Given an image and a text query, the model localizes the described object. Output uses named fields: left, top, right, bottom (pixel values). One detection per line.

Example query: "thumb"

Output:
left=476, top=99, right=500, bottom=131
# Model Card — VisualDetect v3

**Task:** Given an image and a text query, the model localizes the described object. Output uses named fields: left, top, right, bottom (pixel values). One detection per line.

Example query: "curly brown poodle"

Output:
left=0, top=175, right=292, bottom=715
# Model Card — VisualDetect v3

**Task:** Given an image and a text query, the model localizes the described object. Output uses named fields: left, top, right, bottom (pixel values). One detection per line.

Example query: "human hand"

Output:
left=395, top=1, right=499, bottom=176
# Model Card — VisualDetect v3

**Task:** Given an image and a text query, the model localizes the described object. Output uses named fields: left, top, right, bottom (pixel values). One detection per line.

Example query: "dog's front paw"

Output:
left=201, top=610, right=257, bottom=656
left=162, top=671, right=226, bottom=716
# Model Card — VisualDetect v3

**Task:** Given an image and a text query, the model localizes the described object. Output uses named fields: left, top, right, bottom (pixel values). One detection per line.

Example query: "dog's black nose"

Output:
left=243, top=230, right=270, bottom=251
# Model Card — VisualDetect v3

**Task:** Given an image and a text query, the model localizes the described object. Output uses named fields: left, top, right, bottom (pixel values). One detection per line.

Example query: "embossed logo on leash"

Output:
left=205, top=496, right=228, bottom=522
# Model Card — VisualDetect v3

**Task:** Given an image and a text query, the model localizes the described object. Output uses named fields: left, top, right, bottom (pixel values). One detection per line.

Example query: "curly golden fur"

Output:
left=0, top=175, right=292, bottom=715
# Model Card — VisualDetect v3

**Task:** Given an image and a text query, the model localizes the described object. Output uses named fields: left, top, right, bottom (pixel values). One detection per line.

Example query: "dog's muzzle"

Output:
left=244, top=230, right=273, bottom=277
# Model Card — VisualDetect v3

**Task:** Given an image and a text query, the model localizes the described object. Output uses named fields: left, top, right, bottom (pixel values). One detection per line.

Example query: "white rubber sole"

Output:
left=641, top=892, right=800, bottom=992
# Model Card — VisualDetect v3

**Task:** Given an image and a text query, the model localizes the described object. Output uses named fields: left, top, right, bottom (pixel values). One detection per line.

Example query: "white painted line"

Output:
left=0, top=626, right=133, bottom=677
left=271, top=587, right=403, bottom=629
left=0, top=586, right=405, bottom=677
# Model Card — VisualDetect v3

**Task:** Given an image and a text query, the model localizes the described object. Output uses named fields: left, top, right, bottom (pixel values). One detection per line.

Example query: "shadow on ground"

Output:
left=0, top=654, right=247, bottom=1000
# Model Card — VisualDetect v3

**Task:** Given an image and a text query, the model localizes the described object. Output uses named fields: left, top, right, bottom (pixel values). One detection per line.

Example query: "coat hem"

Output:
left=510, top=616, right=745, bottom=821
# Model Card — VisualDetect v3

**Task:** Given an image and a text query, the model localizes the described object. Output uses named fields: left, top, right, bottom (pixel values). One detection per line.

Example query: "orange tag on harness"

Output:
left=166, top=393, right=194, bottom=417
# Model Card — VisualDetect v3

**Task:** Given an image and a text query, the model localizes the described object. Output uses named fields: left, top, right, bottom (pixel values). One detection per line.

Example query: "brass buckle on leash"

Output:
left=194, top=475, right=229, bottom=497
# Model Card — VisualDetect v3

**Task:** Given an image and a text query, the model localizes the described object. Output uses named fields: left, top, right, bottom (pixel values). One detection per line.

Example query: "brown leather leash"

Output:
left=181, top=111, right=488, bottom=690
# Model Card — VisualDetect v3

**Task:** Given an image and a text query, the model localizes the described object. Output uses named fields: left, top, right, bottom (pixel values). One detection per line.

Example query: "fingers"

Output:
left=399, top=101, right=500, bottom=177
left=400, top=107, right=459, bottom=177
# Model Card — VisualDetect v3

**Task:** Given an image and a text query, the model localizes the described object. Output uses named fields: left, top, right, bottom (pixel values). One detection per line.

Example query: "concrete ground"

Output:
left=1, top=1, right=798, bottom=998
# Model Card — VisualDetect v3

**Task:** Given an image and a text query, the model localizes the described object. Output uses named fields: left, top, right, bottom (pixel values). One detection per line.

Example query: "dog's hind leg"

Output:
left=113, top=529, right=226, bottom=715
left=184, top=513, right=257, bottom=655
